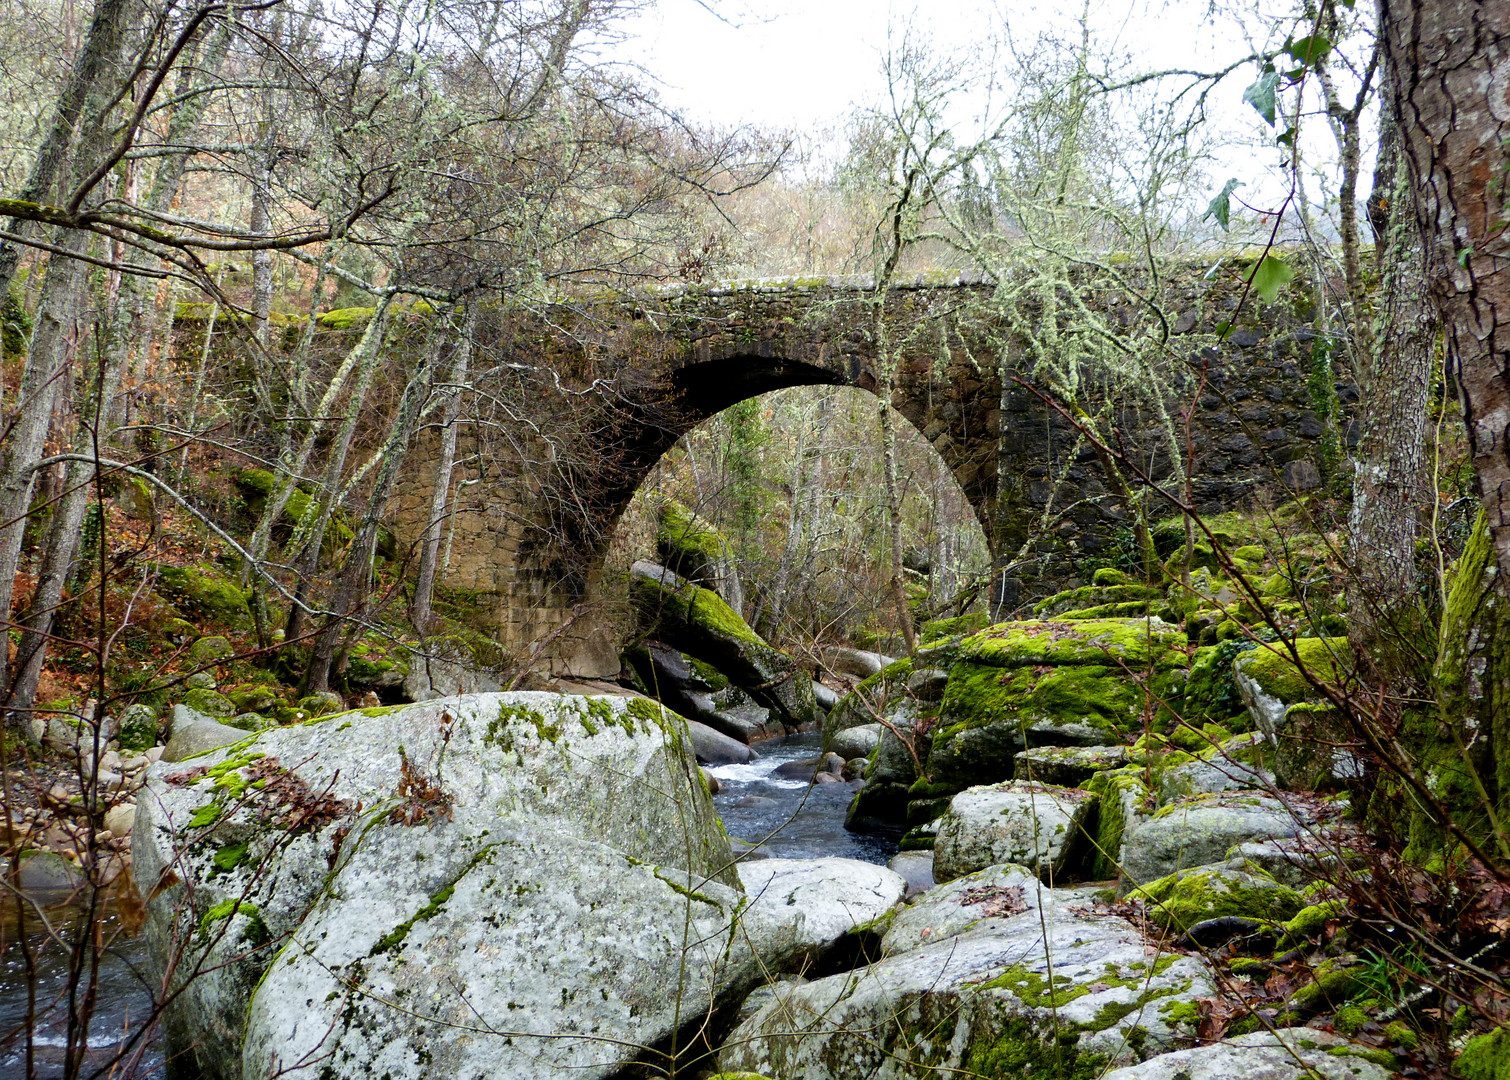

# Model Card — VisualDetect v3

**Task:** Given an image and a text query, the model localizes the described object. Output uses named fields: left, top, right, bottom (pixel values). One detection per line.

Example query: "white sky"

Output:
left=617, top=0, right=1238, bottom=131
left=612, top=0, right=1372, bottom=240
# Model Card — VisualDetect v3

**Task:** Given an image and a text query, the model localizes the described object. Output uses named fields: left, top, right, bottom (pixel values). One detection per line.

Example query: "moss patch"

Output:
left=1236, top=637, right=1352, bottom=703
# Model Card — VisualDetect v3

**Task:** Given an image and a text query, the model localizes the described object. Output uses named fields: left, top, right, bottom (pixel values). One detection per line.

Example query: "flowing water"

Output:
left=1, top=733, right=889, bottom=1077
left=708, top=732, right=900, bottom=865
left=0, top=899, right=162, bottom=1079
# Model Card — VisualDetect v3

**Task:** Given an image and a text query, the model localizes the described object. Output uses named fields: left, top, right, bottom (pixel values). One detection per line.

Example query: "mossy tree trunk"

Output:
left=1414, top=511, right=1510, bottom=862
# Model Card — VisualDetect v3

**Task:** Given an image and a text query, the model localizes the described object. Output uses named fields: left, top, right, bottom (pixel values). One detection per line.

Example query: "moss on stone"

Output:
left=1081, top=767, right=1149, bottom=880
left=965, top=1017, right=1108, bottom=1080
left=370, top=847, right=496, bottom=956
left=1236, top=636, right=1352, bottom=703
left=198, top=899, right=269, bottom=946
left=1456, top=1025, right=1510, bottom=1080
left=183, top=687, right=236, bottom=718
left=1183, top=641, right=1259, bottom=725
left=1130, top=864, right=1303, bottom=931
left=1033, top=585, right=1165, bottom=620
left=920, top=612, right=989, bottom=643
left=153, top=563, right=252, bottom=630
left=1287, top=961, right=1366, bottom=1011
left=1281, top=899, right=1344, bottom=941
left=316, top=307, right=376, bottom=330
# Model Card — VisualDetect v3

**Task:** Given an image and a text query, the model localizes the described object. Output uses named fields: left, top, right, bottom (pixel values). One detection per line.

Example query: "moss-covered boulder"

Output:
left=1129, top=862, right=1304, bottom=932
left=1033, top=584, right=1164, bottom=620
left=1155, top=732, right=1271, bottom=805
left=1014, top=744, right=1129, bottom=787
left=1081, top=767, right=1151, bottom=881
left=188, top=635, right=233, bottom=664
left=117, top=704, right=160, bottom=752
left=630, top=561, right=814, bottom=727
left=342, top=635, right=410, bottom=692
left=1272, top=703, right=1359, bottom=791
left=153, top=565, right=252, bottom=631
left=402, top=631, right=508, bottom=701
left=926, top=618, right=1187, bottom=798
left=919, top=611, right=989, bottom=643
left=181, top=688, right=235, bottom=719
left=1232, top=636, right=1351, bottom=735
left=650, top=494, right=744, bottom=613
left=1457, top=1024, right=1510, bottom=1080
left=137, top=693, right=760, bottom=1080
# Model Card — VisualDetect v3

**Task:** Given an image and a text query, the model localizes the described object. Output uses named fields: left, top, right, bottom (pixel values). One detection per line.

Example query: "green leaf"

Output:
left=1286, top=34, right=1332, bottom=68
left=1243, top=70, right=1280, bottom=126
left=1244, top=255, right=1296, bottom=304
left=1214, top=321, right=1235, bottom=340
left=1458, top=246, right=1474, bottom=268
left=1276, top=129, right=1296, bottom=148
left=1203, top=179, right=1244, bottom=231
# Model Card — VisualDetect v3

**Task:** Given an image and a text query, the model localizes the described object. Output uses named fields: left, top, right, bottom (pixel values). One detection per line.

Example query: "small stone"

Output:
left=185, top=671, right=217, bottom=690
left=104, top=803, right=136, bottom=837
left=145, top=746, right=164, bottom=763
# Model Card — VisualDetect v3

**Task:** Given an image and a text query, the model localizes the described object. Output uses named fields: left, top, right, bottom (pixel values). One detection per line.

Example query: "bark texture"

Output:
left=1380, top=0, right=1510, bottom=582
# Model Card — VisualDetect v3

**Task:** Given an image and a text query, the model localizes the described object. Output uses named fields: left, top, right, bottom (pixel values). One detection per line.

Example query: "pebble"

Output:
left=145, top=746, right=164, bottom=763
left=120, top=756, right=148, bottom=773
left=47, top=783, right=72, bottom=804
left=104, top=803, right=136, bottom=837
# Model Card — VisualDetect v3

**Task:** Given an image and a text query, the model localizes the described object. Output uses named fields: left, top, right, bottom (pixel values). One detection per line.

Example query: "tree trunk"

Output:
left=243, top=293, right=391, bottom=587
left=4, top=294, right=125, bottom=716
left=306, top=323, right=445, bottom=692
left=879, top=397, right=917, bottom=656
left=0, top=0, right=131, bottom=297
left=412, top=308, right=474, bottom=632
left=1347, top=144, right=1435, bottom=659
left=0, top=238, right=89, bottom=703
left=1379, top=0, right=1510, bottom=585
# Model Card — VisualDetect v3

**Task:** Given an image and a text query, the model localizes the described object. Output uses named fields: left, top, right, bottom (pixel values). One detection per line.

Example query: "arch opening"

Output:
left=607, top=383, right=991, bottom=655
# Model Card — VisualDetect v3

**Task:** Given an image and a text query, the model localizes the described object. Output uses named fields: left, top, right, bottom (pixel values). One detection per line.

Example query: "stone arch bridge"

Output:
left=385, top=271, right=1340, bottom=675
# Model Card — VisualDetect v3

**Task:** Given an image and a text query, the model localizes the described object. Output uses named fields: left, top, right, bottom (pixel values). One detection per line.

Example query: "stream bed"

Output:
left=708, top=732, right=900, bottom=865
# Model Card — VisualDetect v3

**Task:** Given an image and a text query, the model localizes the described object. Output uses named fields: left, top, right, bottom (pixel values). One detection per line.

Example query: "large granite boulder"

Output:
left=927, top=618, right=1187, bottom=798
left=1120, top=792, right=1306, bottom=890
left=1100, top=1028, right=1392, bottom=1080
left=630, top=561, right=815, bottom=728
left=133, top=693, right=758, bottom=1080
left=1129, top=861, right=1306, bottom=932
left=736, top=858, right=906, bottom=964
left=719, top=864, right=1211, bottom=1080
left=932, top=781, right=1099, bottom=883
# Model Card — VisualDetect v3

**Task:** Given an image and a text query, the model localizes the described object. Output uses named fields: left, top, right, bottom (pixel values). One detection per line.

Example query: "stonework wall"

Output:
left=373, top=268, right=1349, bottom=673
